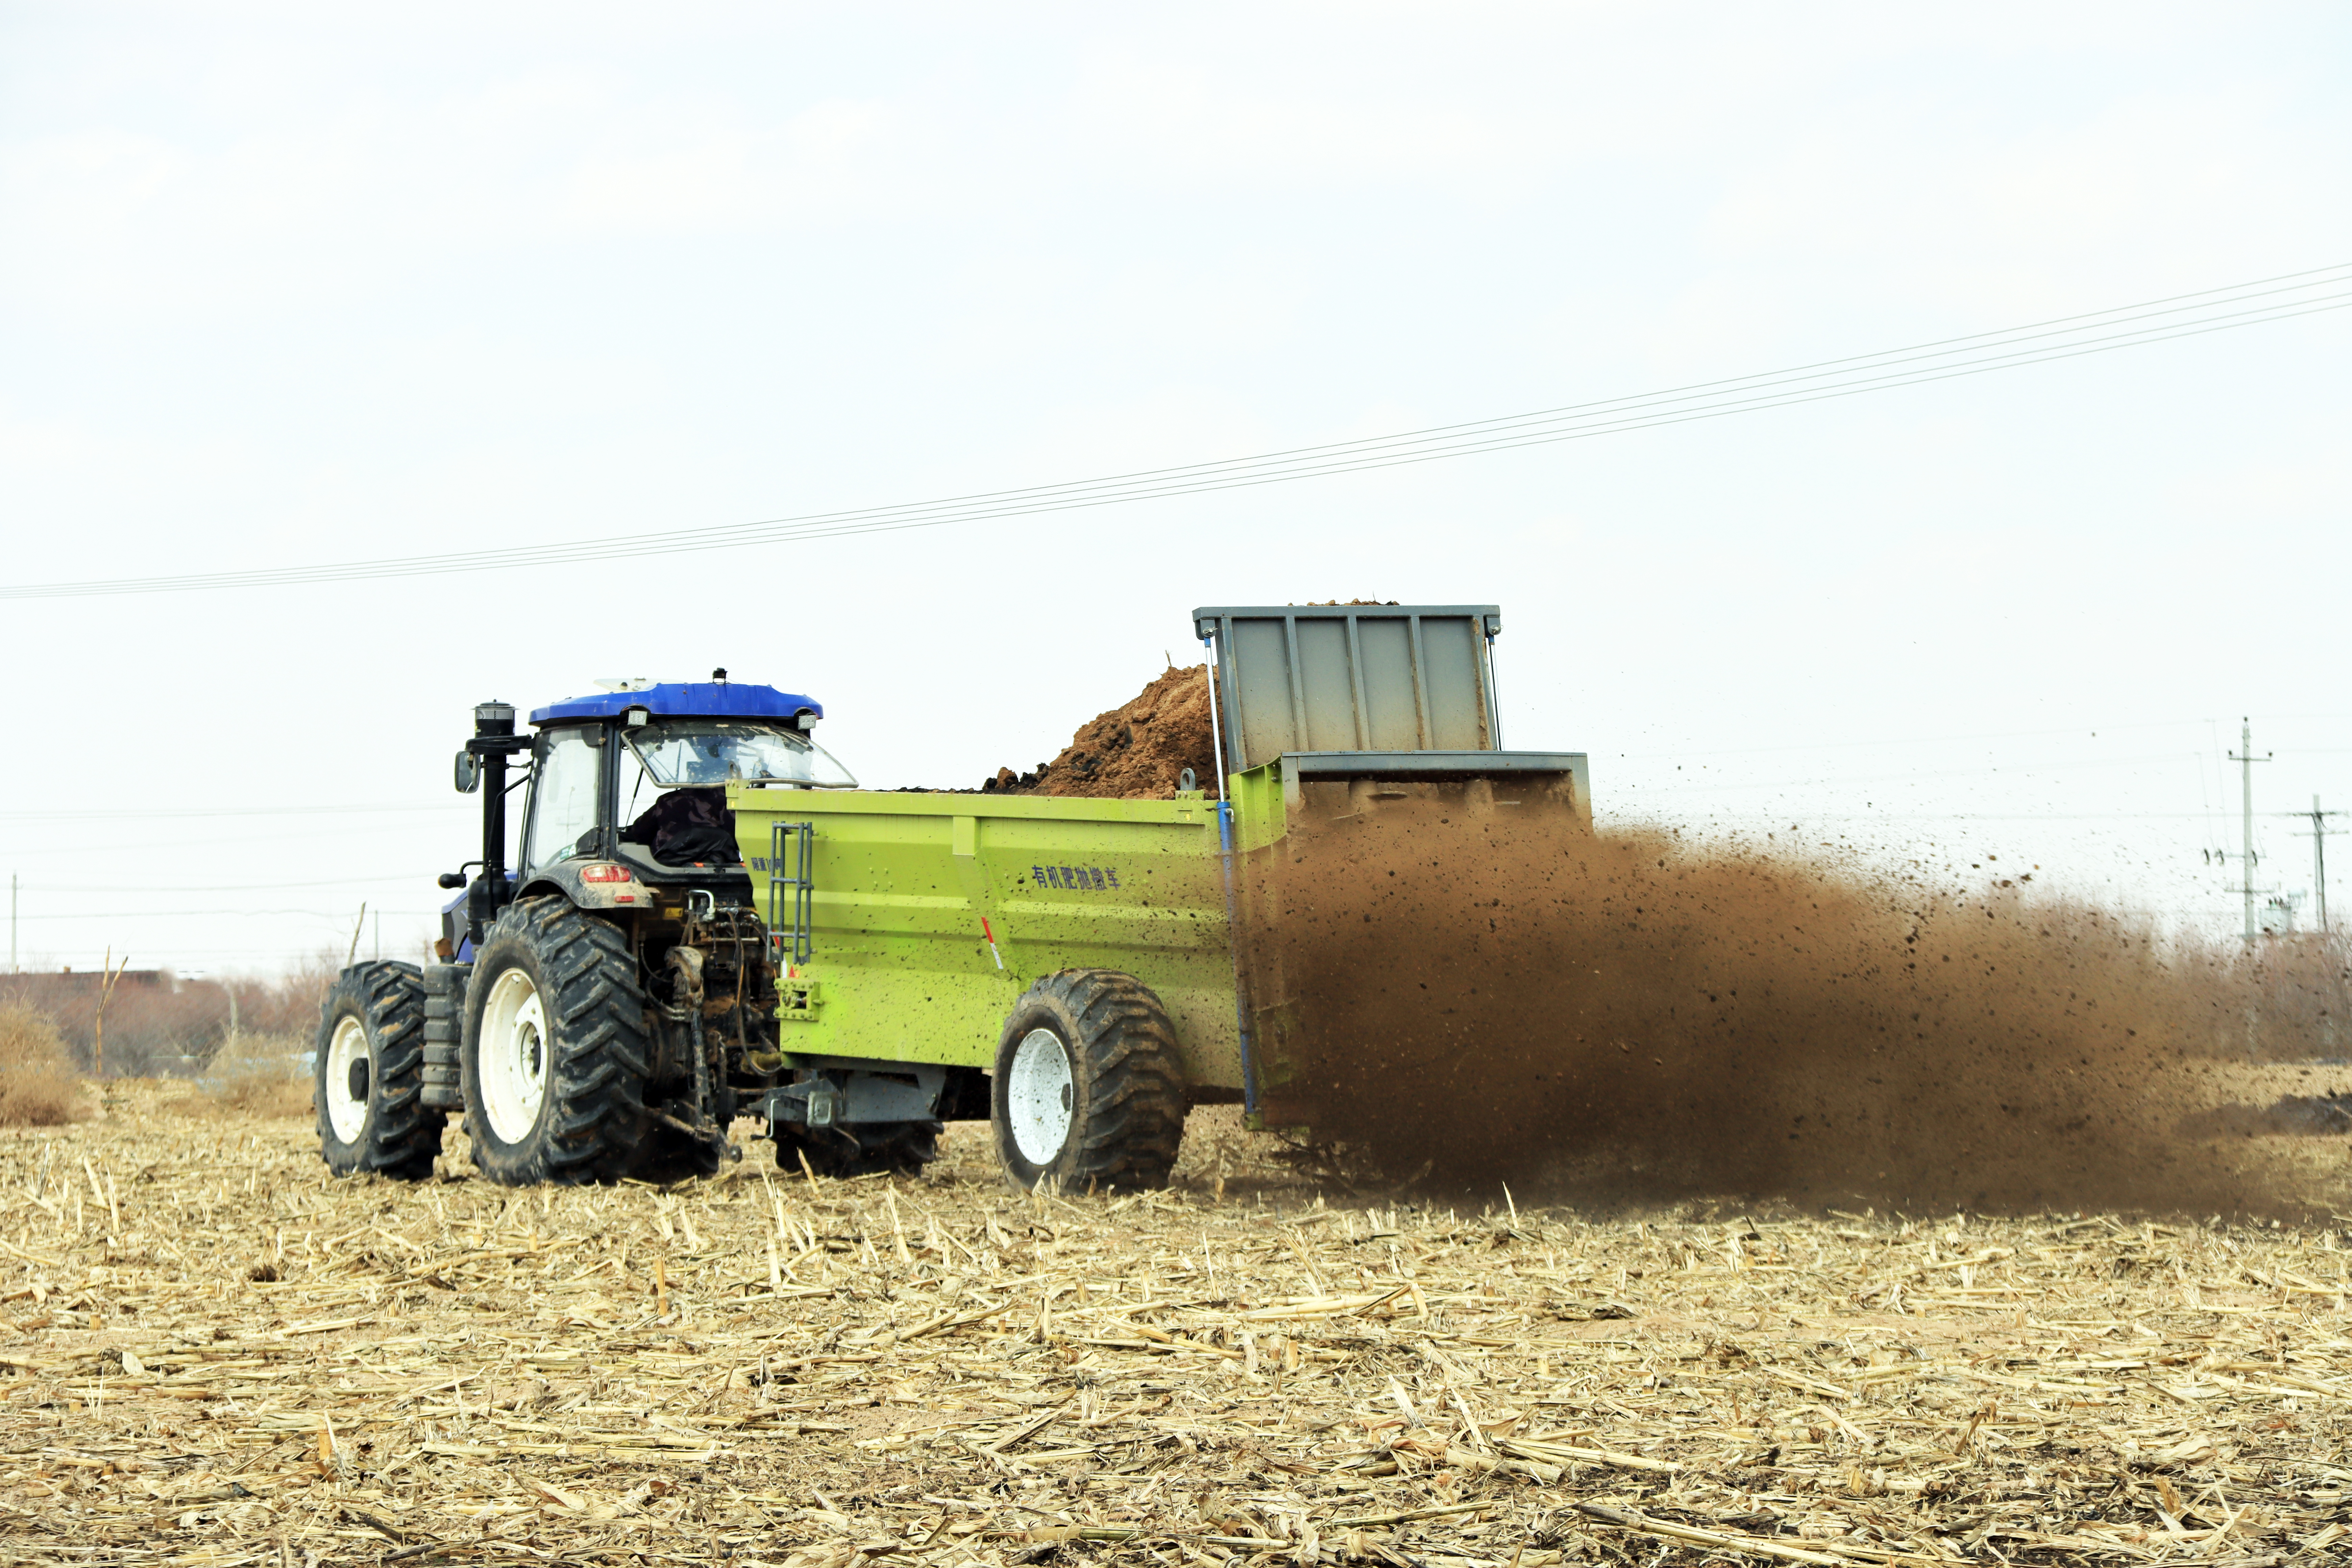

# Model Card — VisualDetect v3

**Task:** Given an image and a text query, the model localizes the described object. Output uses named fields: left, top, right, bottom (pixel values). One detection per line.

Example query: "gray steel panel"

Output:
left=1417, top=616, right=1488, bottom=751
left=1354, top=616, right=1423, bottom=750
left=1295, top=617, right=1357, bottom=752
left=1227, top=617, right=1297, bottom=775
left=1281, top=750, right=1587, bottom=777
left=1193, top=604, right=1505, bottom=772
left=1274, top=750, right=1590, bottom=826
left=1194, top=605, right=1502, bottom=635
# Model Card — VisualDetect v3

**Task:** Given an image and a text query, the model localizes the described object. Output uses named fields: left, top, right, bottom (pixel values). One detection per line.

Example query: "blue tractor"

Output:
left=311, top=672, right=942, bottom=1184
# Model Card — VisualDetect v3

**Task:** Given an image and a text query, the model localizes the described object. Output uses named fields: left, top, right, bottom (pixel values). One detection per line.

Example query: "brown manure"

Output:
left=987, top=663, right=1219, bottom=799
left=1247, top=799, right=2342, bottom=1216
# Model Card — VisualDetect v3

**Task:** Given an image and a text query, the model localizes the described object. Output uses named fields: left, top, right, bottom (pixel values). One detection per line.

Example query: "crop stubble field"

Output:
left=0, top=1090, right=2347, bottom=1566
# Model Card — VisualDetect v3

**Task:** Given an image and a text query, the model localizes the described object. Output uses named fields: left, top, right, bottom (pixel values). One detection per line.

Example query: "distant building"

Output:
left=2261, top=892, right=2304, bottom=936
left=37, top=967, right=173, bottom=990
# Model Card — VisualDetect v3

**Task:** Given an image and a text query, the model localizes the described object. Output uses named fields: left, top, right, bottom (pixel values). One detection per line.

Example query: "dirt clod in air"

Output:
left=1245, top=798, right=2347, bottom=1216
left=987, top=663, right=1219, bottom=799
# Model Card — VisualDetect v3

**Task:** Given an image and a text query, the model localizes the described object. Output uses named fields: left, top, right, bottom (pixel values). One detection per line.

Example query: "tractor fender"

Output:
left=519, top=859, right=651, bottom=912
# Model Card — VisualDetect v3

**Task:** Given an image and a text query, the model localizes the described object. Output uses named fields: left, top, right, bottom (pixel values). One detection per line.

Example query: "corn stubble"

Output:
left=0, top=1088, right=2343, bottom=1565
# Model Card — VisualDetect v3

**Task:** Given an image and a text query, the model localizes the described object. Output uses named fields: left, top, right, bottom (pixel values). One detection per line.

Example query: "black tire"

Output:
left=315, top=961, right=445, bottom=1180
left=778, top=1121, right=942, bottom=1179
left=462, top=896, right=653, bottom=1186
left=992, top=969, right=1187, bottom=1192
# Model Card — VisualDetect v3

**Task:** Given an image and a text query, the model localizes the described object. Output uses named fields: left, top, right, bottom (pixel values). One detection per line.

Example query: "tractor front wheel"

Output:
left=315, top=961, right=444, bottom=1180
left=462, top=897, right=653, bottom=1185
left=992, top=969, right=1186, bottom=1192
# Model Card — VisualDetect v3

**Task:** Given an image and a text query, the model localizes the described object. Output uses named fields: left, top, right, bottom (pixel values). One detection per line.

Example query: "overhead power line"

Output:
left=16, top=874, right=436, bottom=893
left=20, top=908, right=442, bottom=922
left=0, top=804, right=450, bottom=823
left=5, top=262, right=2347, bottom=602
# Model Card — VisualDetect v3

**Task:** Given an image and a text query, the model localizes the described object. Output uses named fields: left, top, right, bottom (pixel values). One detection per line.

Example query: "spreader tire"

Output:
left=992, top=969, right=1186, bottom=1192
left=462, top=896, right=653, bottom=1186
left=316, top=961, right=444, bottom=1180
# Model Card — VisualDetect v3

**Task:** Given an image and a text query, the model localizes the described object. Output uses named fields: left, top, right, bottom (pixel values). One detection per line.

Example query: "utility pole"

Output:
left=2229, top=719, right=2272, bottom=945
left=7, top=874, right=13, bottom=974
left=2293, top=795, right=2349, bottom=935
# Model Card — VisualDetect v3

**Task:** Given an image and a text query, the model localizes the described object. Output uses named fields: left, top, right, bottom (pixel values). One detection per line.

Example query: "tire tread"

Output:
left=465, top=896, right=652, bottom=1186
left=315, top=961, right=444, bottom=1181
left=998, top=968, right=1187, bottom=1192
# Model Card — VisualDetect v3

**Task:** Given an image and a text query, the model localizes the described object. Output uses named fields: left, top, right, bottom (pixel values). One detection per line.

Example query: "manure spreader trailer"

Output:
left=314, top=604, right=1589, bottom=1190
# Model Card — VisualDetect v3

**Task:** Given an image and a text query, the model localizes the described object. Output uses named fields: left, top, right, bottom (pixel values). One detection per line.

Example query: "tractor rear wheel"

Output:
left=462, top=896, right=653, bottom=1186
left=316, top=961, right=445, bottom=1180
left=992, top=969, right=1186, bottom=1192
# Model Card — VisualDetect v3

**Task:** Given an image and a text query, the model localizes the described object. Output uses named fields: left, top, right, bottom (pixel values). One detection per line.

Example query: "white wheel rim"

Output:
left=325, top=1015, right=371, bottom=1143
left=1007, top=1027, right=1075, bottom=1166
left=479, top=967, right=550, bottom=1144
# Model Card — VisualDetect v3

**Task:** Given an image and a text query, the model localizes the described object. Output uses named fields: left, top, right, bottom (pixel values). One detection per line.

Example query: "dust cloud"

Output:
left=1245, top=797, right=2349, bottom=1217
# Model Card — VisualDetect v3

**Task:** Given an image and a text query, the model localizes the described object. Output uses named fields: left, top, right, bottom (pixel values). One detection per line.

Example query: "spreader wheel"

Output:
left=992, top=969, right=1187, bottom=1192
left=315, top=961, right=445, bottom=1180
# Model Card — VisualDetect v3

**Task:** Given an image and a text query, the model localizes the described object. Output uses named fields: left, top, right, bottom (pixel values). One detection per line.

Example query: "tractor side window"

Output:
left=522, top=728, right=602, bottom=873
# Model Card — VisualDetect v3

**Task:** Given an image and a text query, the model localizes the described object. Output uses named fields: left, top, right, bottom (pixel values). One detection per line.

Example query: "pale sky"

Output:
left=3, top=3, right=2348, bottom=975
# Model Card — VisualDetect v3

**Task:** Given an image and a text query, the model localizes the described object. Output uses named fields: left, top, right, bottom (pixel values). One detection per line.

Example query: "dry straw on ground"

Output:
left=168, top=1032, right=313, bottom=1122
left=0, top=1087, right=2345, bottom=1566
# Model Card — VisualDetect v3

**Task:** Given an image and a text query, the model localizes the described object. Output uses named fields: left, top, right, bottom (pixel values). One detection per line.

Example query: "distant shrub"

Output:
left=173, top=1030, right=314, bottom=1121
left=0, top=1004, right=91, bottom=1126
left=6, top=951, right=347, bottom=1079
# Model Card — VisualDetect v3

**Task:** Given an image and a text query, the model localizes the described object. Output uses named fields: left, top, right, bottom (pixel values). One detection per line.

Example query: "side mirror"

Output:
left=437, top=872, right=467, bottom=889
left=454, top=751, right=482, bottom=793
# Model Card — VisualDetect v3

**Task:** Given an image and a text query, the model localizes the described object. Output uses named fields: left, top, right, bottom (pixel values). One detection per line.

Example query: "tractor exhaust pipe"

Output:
left=467, top=701, right=520, bottom=945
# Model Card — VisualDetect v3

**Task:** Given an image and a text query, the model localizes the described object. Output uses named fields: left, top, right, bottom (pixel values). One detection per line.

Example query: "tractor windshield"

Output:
left=623, top=721, right=857, bottom=791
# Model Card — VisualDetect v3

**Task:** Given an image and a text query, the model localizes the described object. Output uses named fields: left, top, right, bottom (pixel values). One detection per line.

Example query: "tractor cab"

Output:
left=524, top=692, right=854, bottom=872
left=357, top=670, right=871, bottom=1189
left=442, top=673, right=854, bottom=956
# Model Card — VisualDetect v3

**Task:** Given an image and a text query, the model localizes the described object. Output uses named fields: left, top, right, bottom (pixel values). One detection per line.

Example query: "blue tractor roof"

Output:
left=530, top=682, right=823, bottom=726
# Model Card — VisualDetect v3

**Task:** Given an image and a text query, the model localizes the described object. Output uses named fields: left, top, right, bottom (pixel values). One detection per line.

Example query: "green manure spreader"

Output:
left=314, top=604, right=1588, bottom=1191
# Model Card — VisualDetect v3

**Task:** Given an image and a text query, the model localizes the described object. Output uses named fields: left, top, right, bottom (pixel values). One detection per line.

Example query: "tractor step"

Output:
left=420, top=962, right=470, bottom=1110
